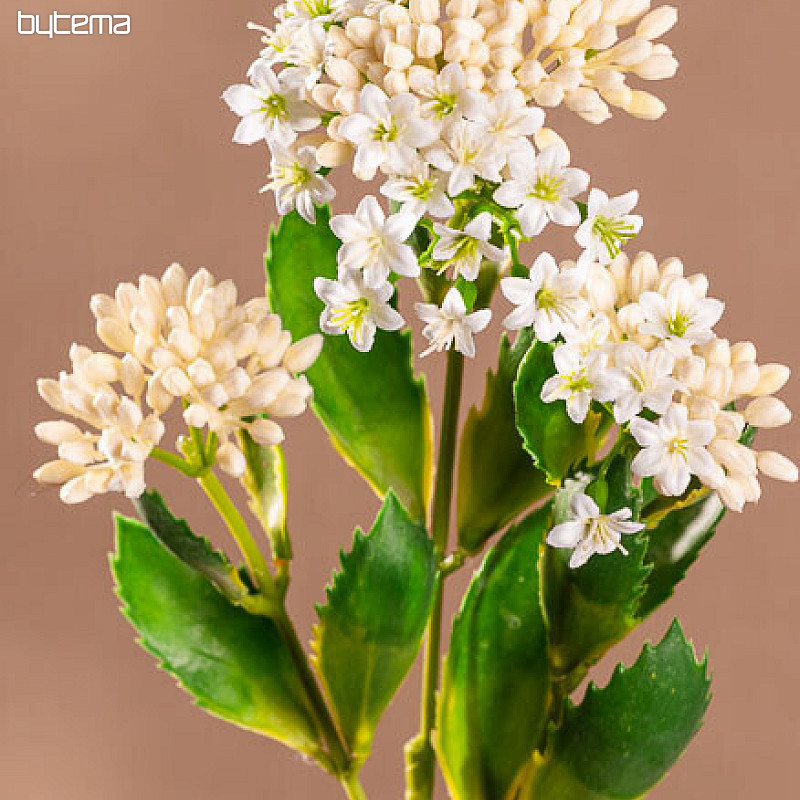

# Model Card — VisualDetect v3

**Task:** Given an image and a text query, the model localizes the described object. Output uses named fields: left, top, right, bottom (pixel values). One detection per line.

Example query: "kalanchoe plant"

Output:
left=34, top=2, right=797, bottom=799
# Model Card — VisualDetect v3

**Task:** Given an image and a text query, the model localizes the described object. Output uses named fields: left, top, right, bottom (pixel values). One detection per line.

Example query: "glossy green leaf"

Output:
left=514, top=340, right=609, bottom=483
left=522, top=620, right=711, bottom=800
left=265, top=208, right=431, bottom=522
left=438, top=506, right=552, bottom=800
left=543, top=453, right=651, bottom=685
left=314, top=492, right=436, bottom=757
left=238, top=431, right=291, bottom=560
left=638, top=490, right=725, bottom=619
left=133, top=490, right=248, bottom=602
left=111, top=514, right=322, bottom=755
left=457, top=330, right=551, bottom=553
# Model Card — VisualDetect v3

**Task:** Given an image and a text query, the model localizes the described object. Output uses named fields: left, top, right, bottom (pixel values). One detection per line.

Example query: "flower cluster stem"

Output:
left=407, top=349, right=465, bottom=800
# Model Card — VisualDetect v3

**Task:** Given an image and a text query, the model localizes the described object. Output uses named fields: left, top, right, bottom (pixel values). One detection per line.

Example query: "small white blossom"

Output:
left=412, top=63, right=484, bottom=122
left=380, top=162, right=454, bottom=220
left=223, top=62, right=320, bottom=145
left=494, top=144, right=589, bottom=237
left=562, top=314, right=611, bottom=359
left=338, top=85, right=440, bottom=180
left=541, top=346, right=626, bottom=424
left=612, top=342, right=683, bottom=423
left=637, top=278, right=724, bottom=356
left=431, top=213, right=506, bottom=281
left=479, top=90, right=545, bottom=159
left=331, top=196, right=419, bottom=287
left=575, top=189, right=643, bottom=264
left=261, top=144, right=335, bottom=223
left=500, top=252, right=588, bottom=339
left=630, top=404, right=725, bottom=496
left=426, top=119, right=506, bottom=196
left=283, top=21, right=330, bottom=87
left=416, top=288, right=491, bottom=358
left=547, top=492, right=645, bottom=569
left=285, top=0, right=347, bottom=25
left=314, top=272, right=404, bottom=352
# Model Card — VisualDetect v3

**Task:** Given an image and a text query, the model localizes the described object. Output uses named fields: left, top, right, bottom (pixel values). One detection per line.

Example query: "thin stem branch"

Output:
left=408, top=349, right=465, bottom=800
left=340, top=767, right=369, bottom=800
left=196, top=468, right=273, bottom=595
left=150, top=446, right=201, bottom=477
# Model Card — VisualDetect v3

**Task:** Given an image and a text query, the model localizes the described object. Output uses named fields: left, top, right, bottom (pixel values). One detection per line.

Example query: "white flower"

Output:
left=314, top=272, right=404, bottom=352
left=612, top=342, right=683, bottom=423
left=413, top=63, right=485, bottom=122
left=380, top=161, right=454, bottom=220
left=285, top=0, right=347, bottom=25
left=547, top=492, right=645, bottom=569
left=251, top=18, right=302, bottom=66
left=426, top=118, right=506, bottom=196
left=479, top=90, right=545, bottom=159
left=541, top=346, right=626, bottom=424
left=630, top=404, right=725, bottom=496
left=494, top=145, right=589, bottom=237
left=261, top=144, right=335, bottom=223
left=562, top=314, right=611, bottom=359
left=500, top=252, right=588, bottom=339
left=338, top=85, right=440, bottom=180
left=431, top=213, right=507, bottom=281
left=416, top=288, right=491, bottom=358
left=283, top=21, right=330, bottom=86
left=637, top=278, right=724, bottom=356
left=223, top=62, right=320, bottom=145
left=331, top=196, right=419, bottom=287
left=575, top=189, right=643, bottom=264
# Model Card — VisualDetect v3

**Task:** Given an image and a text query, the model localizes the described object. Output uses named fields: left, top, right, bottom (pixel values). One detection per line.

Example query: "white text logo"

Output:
left=17, top=11, right=131, bottom=37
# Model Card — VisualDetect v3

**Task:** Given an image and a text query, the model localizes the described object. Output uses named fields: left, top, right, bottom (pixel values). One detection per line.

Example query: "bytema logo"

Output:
left=17, top=11, right=131, bottom=37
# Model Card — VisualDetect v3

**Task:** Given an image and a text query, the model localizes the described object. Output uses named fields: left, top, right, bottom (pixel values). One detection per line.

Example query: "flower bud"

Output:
left=311, top=83, right=338, bottom=111
left=327, top=57, right=363, bottom=89
left=446, top=0, right=478, bottom=17
left=384, top=69, right=410, bottom=94
left=249, top=418, right=286, bottom=447
left=757, top=451, right=799, bottom=483
left=632, top=53, right=679, bottom=80
left=417, top=23, right=443, bottom=57
left=752, top=364, right=790, bottom=397
left=630, top=251, right=659, bottom=298
left=283, top=334, right=323, bottom=374
left=612, top=37, right=652, bottom=66
left=161, top=366, right=192, bottom=397
left=532, top=16, right=562, bottom=48
left=216, top=442, right=247, bottom=477
left=624, top=90, right=666, bottom=120
left=34, top=460, right=85, bottom=485
left=410, top=0, right=440, bottom=23
left=532, top=80, right=564, bottom=107
left=745, top=396, right=792, bottom=428
left=384, top=42, right=414, bottom=70
left=317, top=140, right=352, bottom=168
left=730, top=362, right=760, bottom=395
left=346, top=17, right=380, bottom=48
left=636, top=6, right=678, bottom=40
left=730, top=341, right=757, bottom=364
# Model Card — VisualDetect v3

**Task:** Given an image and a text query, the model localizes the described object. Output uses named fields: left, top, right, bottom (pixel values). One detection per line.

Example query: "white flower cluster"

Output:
left=501, top=250, right=797, bottom=528
left=34, top=265, right=321, bottom=503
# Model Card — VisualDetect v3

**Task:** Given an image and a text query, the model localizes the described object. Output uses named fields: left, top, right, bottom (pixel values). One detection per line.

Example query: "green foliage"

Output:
left=514, top=340, right=609, bottom=483
left=438, top=506, right=552, bottom=800
left=238, top=431, right=290, bottom=560
left=521, top=620, right=711, bottom=800
left=314, top=492, right=436, bottom=758
left=457, top=330, right=551, bottom=553
left=265, top=208, right=431, bottom=522
left=543, top=452, right=651, bottom=685
left=133, top=490, right=248, bottom=602
left=111, top=514, right=322, bottom=755
left=638, top=491, right=725, bottom=619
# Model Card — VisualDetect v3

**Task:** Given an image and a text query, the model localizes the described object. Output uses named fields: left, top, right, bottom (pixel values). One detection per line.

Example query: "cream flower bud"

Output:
left=249, top=418, right=286, bottom=446
left=34, top=460, right=85, bottom=485
left=384, top=69, right=410, bottom=94
left=532, top=15, right=561, bottom=47
left=317, top=140, right=352, bottom=168
left=709, top=439, right=757, bottom=476
left=533, top=126, right=568, bottom=155
left=283, top=334, right=323, bottom=374
left=701, top=364, right=732, bottom=402
left=571, top=0, right=603, bottom=27
left=161, top=366, right=192, bottom=397
left=552, top=24, right=585, bottom=48
left=717, top=476, right=746, bottom=512
left=752, top=364, right=791, bottom=397
left=624, top=90, right=666, bottom=120
left=600, top=84, right=633, bottom=109
left=328, top=25, right=355, bottom=58
left=584, top=21, right=618, bottom=50
left=446, top=0, right=478, bottom=16
left=380, top=4, right=410, bottom=28
left=612, top=37, right=652, bottom=66
left=757, top=451, right=799, bottom=483
left=35, top=420, right=82, bottom=445
left=97, top=319, right=134, bottom=353
left=410, top=0, right=440, bottom=24
left=346, top=17, right=380, bottom=48
left=533, top=81, right=564, bottom=106
left=636, top=5, right=679, bottom=40
left=730, top=362, right=760, bottom=395
left=632, top=53, right=679, bottom=80
left=327, top=57, right=364, bottom=89
left=715, top=410, right=746, bottom=441
left=384, top=42, right=415, bottom=70
left=630, top=251, right=659, bottom=298
left=730, top=341, right=757, bottom=364
left=417, top=23, right=444, bottom=57
left=311, top=84, right=339, bottom=111
left=217, top=442, right=247, bottom=477
left=745, top=396, right=792, bottom=428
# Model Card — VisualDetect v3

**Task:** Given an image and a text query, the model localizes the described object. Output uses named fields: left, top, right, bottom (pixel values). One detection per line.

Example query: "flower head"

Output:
left=262, top=143, right=335, bottom=223
left=576, top=189, right=643, bottom=264
left=431, top=213, right=506, bottom=281
left=547, top=492, right=645, bottom=569
left=416, top=288, right=491, bottom=358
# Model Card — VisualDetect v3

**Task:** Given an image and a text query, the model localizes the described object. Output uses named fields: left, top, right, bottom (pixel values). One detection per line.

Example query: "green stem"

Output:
left=275, top=609, right=352, bottom=778
left=408, top=349, right=465, bottom=800
left=197, top=468, right=273, bottom=595
left=340, top=768, right=369, bottom=800
left=150, top=446, right=201, bottom=477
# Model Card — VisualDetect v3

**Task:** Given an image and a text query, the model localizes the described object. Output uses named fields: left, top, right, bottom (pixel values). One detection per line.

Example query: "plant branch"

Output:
left=406, top=349, right=465, bottom=800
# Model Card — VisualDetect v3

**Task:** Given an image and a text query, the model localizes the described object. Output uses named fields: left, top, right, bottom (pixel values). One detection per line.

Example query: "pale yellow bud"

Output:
left=730, top=341, right=757, bottom=364
left=216, top=442, right=247, bottom=477
left=533, top=81, right=564, bottom=106
left=394, top=22, right=416, bottom=50
left=249, top=418, right=286, bottom=447
left=531, top=15, right=562, bottom=47
left=328, top=56, right=364, bottom=89
left=710, top=439, right=757, bottom=477
left=346, top=17, right=380, bottom=48
left=488, top=68, right=518, bottom=93
left=752, top=364, right=791, bottom=397
left=410, top=0, right=440, bottom=24
left=625, top=90, right=666, bottom=120
left=636, top=6, right=678, bottom=40
left=311, top=84, right=338, bottom=112
left=632, top=53, right=679, bottom=80
left=384, top=42, right=415, bottom=70
left=380, top=4, right=410, bottom=28
left=445, top=35, right=473, bottom=62
left=34, top=460, right=85, bottom=485
left=630, top=251, right=659, bottom=298
left=534, top=126, right=568, bottom=155
left=757, top=451, right=799, bottom=483
left=417, top=23, right=443, bottom=57
left=446, top=0, right=478, bottom=17
left=731, top=362, right=760, bottom=396
left=584, top=22, right=618, bottom=50
left=745, top=396, right=792, bottom=428
left=467, top=40, right=491, bottom=67
left=600, top=84, right=633, bottom=109
left=612, top=37, right=652, bottom=66
left=715, top=410, right=746, bottom=441
left=552, top=24, right=585, bottom=48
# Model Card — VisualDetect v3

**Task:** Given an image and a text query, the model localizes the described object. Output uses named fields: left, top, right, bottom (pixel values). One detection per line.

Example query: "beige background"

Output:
left=2, top=1, right=799, bottom=797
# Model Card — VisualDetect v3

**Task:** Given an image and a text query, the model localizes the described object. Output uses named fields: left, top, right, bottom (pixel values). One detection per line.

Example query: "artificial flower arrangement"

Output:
left=34, top=1, right=796, bottom=798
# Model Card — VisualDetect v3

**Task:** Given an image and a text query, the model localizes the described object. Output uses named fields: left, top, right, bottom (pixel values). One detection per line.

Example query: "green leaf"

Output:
left=638, top=491, right=725, bottom=619
left=133, top=490, right=248, bottom=602
left=238, top=431, right=290, bottom=561
left=111, top=514, right=322, bottom=755
left=522, top=620, right=711, bottom=800
left=314, top=492, right=436, bottom=758
left=543, top=452, right=651, bottom=684
left=457, top=330, right=551, bottom=553
left=514, top=340, right=609, bottom=483
left=265, top=208, right=431, bottom=522
left=438, top=506, right=552, bottom=800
